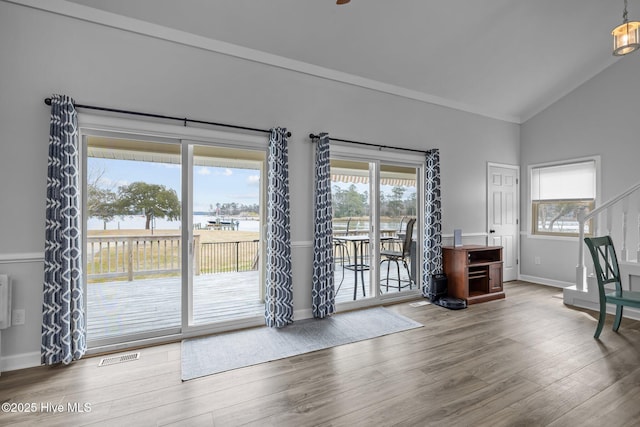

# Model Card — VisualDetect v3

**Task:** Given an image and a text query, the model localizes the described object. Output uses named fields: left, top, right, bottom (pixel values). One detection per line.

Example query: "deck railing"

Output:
left=86, top=223, right=403, bottom=282
left=199, top=240, right=260, bottom=274
left=86, top=235, right=259, bottom=281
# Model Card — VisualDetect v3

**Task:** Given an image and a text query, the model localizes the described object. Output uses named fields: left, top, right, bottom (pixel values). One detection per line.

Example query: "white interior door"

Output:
left=487, top=163, right=519, bottom=281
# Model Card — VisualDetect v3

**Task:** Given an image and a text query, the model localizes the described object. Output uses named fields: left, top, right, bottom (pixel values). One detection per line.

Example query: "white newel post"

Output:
left=637, top=212, right=640, bottom=263
left=621, top=199, right=629, bottom=262
left=576, top=210, right=586, bottom=291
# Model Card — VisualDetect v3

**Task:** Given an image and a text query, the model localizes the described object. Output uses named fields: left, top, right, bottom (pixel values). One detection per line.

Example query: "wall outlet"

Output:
left=534, top=256, right=541, bottom=265
left=11, top=309, right=25, bottom=326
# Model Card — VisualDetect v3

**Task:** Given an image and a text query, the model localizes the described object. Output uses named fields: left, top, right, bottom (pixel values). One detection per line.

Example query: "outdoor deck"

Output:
left=87, top=262, right=414, bottom=342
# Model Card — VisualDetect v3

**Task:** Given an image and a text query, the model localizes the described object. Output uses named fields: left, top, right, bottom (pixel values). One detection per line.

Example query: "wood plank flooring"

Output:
left=3, top=281, right=640, bottom=426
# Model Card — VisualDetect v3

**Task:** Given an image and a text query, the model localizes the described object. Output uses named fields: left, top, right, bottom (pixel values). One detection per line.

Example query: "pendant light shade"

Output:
left=613, top=0, right=640, bottom=56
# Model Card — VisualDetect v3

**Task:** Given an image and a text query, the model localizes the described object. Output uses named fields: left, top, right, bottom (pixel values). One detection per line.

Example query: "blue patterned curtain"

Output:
left=265, top=128, right=293, bottom=327
left=42, top=94, right=86, bottom=365
left=422, top=149, right=443, bottom=297
left=312, top=133, right=335, bottom=318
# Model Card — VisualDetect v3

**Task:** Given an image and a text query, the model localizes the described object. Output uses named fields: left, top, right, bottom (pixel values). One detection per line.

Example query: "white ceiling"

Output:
left=63, top=0, right=635, bottom=123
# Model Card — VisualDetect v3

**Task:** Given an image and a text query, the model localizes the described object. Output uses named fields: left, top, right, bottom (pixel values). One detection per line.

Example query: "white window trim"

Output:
left=78, top=114, right=267, bottom=149
left=526, top=155, right=601, bottom=240
left=330, top=142, right=425, bottom=164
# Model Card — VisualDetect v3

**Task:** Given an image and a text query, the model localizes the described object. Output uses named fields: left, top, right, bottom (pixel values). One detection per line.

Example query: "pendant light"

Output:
left=612, top=0, right=640, bottom=56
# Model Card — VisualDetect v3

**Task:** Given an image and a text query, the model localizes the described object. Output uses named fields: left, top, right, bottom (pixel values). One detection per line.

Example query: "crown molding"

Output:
left=5, top=0, right=520, bottom=124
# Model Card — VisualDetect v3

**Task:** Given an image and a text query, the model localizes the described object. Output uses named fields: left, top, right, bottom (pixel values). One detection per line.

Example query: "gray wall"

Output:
left=520, top=53, right=640, bottom=284
left=0, top=2, right=519, bottom=364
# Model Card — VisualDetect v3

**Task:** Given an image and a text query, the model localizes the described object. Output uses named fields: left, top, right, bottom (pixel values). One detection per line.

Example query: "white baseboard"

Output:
left=518, top=274, right=574, bottom=289
left=293, top=308, right=313, bottom=320
left=1, top=351, right=40, bottom=372
left=291, top=241, right=312, bottom=248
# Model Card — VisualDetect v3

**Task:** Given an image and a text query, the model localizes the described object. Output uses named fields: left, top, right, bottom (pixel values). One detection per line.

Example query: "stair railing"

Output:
left=577, top=180, right=640, bottom=290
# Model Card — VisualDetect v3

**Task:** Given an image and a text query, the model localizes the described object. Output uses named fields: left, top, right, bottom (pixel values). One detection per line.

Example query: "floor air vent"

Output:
left=98, top=352, right=140, bottom=367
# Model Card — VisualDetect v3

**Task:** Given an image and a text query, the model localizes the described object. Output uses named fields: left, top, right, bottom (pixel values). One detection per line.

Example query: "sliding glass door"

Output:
left=185, top=143, right=265, bottom=327
left=379, top=163, right=419, bottom=295
left=331, top=159, right=374, bottom=302
left=330, top=148, right=423, bottom=305
left=84, top=134, right=183, bottom=343
left=83, top=128, right=267, bottom=347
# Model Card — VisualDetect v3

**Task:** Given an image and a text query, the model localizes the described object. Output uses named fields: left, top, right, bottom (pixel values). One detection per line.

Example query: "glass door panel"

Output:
left=379, top=163, right=419, bottom=295
left=85, top=135, right=182, bottom=344
left=189, top=144, right=265, bottom=325
left=330, top=159, right=374, bottom=303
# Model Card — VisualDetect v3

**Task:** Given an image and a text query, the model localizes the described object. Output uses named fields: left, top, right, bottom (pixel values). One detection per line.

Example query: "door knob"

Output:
left=489, top=229, right=496, bottom=233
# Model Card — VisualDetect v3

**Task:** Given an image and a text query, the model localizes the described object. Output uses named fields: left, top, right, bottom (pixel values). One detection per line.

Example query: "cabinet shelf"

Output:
left=443, top=245, right=505, bottom=305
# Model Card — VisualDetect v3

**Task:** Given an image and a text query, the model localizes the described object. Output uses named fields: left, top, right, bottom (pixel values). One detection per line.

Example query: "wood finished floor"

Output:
left=2, top=281, right=640, bottom=426
left=87, top=262, right=412, bottom=340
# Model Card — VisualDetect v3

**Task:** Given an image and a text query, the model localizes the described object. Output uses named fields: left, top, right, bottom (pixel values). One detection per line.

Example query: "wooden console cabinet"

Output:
left=442, top=245, right=504, bottom=304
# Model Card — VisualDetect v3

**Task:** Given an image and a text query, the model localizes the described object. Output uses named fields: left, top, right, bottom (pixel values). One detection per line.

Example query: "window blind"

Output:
left=531, top=160, right=596, bottom=200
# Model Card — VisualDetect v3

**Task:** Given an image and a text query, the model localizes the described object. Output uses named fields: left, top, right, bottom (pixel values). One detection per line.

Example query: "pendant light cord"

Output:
left=624, top=0, right=629, bottom=23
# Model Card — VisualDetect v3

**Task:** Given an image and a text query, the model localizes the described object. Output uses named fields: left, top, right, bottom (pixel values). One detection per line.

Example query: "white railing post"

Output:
left=620, top=197, right=629, bottom=262
left=576, top=209, right=586, bottom=291
left=622, top=212, right=628, bottom=257
left=637, top=212, right=640, bottom=263
left=621, top=198, right=629, bottom=262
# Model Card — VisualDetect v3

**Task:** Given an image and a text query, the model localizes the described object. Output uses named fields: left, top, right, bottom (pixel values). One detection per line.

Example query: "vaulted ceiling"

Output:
left=65, top=0, right=634, bottom=123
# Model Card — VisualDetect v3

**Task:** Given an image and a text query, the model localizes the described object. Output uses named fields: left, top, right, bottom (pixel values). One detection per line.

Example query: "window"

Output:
left=530, top=159, right=597, bottom=236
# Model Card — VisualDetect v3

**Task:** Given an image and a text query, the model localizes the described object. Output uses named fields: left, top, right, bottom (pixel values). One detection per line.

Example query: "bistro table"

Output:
left=334, top=234, right=393, bottom=300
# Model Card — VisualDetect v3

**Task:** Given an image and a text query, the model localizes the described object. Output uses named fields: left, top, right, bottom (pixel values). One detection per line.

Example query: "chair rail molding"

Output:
left=0, top=252, right=45, bottom=264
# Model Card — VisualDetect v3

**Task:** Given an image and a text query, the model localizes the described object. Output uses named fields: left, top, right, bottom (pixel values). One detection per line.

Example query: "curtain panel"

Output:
left=422, top=149, right=443, bottom=298
left=265, top=128, right=294, bottom=327
left=312, top=133, right=335, bottom=318
left=42, top=94, right=87, bottom=365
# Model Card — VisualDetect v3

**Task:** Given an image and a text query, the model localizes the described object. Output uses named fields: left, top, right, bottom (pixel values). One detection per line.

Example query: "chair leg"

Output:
left=394, top=259, right=401, bottom=291
left=594, top=302, right=607, bottom=339
left=402, top=259, right=412, bottom=289
left=335, top=248, right=345, bottom=295
left=613, top=305, right=624, bottom=332
left=380, top=259, right=391, bottom=291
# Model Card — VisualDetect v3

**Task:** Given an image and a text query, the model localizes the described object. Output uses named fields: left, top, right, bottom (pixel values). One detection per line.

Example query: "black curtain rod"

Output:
left=44, top=98, right=291, bottom=137
left=309, top=133, right=427, bottom=155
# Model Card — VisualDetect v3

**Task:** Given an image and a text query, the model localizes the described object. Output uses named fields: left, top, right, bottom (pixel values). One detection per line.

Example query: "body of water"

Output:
left=89, top=215, right=409, bottom=235
left=88, top=214, right=261, bottom=232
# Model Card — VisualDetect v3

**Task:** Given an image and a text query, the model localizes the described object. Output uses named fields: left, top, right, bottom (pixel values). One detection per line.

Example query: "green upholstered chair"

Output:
left=584, top=236, right=640, bottom=338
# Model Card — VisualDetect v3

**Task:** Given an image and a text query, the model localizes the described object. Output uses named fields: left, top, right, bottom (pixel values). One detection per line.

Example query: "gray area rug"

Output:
left=181, top=307, right=422, bottom=381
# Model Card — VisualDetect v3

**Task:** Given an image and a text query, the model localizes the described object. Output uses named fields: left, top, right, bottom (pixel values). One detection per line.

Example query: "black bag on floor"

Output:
left=427, top=273, right=448, bottom=302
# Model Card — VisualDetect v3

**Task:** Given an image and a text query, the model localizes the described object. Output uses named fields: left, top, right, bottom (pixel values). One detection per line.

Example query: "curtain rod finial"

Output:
left=44, top=98, right=52, bottom=106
